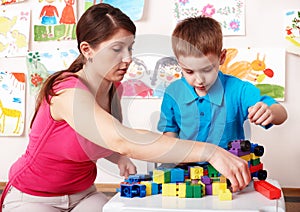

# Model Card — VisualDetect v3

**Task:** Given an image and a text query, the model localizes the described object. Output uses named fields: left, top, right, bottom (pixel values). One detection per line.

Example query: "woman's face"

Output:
left=89, top=29, right=135, bottom=82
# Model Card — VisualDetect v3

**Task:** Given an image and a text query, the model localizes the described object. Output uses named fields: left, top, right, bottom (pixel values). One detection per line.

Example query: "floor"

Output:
left=1, top=189, right=299, bottom=211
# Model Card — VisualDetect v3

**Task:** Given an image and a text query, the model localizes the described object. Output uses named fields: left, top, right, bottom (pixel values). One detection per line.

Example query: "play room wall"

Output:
left=0, top=0, right=299, bottom=188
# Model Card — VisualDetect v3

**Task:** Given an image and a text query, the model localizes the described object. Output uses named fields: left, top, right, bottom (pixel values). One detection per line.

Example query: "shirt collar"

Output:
left=181, top=71, right=224, bottom=106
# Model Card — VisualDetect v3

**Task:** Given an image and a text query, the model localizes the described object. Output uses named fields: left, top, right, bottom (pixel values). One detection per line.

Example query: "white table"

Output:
left=103, top=180, right=285, bottom=212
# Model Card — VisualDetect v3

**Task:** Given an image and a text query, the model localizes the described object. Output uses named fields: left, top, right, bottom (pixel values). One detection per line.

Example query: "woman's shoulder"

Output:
left=53, top=73, right=88, bottom=92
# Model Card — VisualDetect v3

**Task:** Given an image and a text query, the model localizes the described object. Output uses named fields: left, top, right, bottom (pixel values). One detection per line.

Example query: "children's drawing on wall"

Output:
left=173, top=0, right=245, bottom=36
left=285, top=10, right=300, bottom=55
left=0, top=71, right=26, bottom=136
left=119, top=55, right=182, bottom=98
left=26, top=48, right=79, bottom=95
left=0, top=9, right=30, bottom=57
left=84, top=0, right=144, bottom=21
left=1, top=0, right=25, bottom=5
left=33, top=0, right=77, bottom=41
left=220, top=47, right=285, bottom=101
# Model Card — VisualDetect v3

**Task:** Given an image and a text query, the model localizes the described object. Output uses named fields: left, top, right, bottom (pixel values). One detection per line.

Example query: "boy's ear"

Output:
left=79, top=41, right=93, bottom=59
left=219, top=49, right=227, bottom=65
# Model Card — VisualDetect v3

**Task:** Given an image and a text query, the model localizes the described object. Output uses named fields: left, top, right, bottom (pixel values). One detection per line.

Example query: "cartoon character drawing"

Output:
left=286, top=26, right=295, bottom=38
left=0, top=99, right=22, bottom=134
left=220, top=48, right=274, bottom=83
left=39, top=0, right=59, bottom=38
left=121, top=57, right=153, bottom=98
left=59, top=0, right=76, bottom=40
left=0, top=15, right=17, bottom=36
left=151, top=57, right=182, bottom=98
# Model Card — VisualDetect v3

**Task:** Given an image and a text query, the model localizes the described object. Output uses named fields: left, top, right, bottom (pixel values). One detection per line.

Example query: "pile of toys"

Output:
left=118, top=139, right=281, bottom=200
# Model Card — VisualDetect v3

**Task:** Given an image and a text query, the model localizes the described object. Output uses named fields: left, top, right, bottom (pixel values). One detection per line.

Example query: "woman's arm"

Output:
left=51, top=87, right=251, bottom=192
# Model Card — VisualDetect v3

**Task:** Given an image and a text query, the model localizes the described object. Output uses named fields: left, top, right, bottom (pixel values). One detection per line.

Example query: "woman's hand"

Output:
left=105, top=153, right=137, bottom=179
left=207, top=145, right=251, bottom=192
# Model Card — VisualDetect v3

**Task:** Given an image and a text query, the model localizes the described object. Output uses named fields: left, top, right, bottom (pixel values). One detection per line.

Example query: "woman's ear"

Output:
left=79, top=41, right=92, bottom=59
left=219, top=49, right=227, bottom=65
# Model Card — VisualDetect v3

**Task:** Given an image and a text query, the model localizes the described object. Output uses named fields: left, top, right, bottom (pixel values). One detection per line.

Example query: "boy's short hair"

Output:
left=172, top=16, right=223, bottom=58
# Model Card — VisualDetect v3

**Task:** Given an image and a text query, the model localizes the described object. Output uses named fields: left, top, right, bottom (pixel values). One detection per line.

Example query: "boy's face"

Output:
left=177, top=50, right=226, bottom=96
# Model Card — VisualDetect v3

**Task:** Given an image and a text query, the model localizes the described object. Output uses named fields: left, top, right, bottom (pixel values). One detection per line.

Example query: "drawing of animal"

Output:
left=220, top=48, right=274, bottom=83
left=0, top=41, right=8, bottom=52
left=0, top=99, right=22, bottom=134
left=11, top=30, right=27, bottom=48
left=0, top=16, right=17, bottom=36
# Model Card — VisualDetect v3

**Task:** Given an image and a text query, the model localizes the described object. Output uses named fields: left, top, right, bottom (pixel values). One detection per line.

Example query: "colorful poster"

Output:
left=33, top=0, right=77, bottom=41
left=285, top=10, right=300, bottom=55
left=0, top=9, right=30, bottom=57
left=121, top=47, right=285, bottom=101
left=84, top=0, right=144, bottom=21
left=119, top=55, right=182, bottom=98
left=173, top=0, right=245, bottom=36
left=220, top=47, right=285, bottom=101
left=26, top=48, right=79, bottom=95
left=0, top=71, right=26, bottom=136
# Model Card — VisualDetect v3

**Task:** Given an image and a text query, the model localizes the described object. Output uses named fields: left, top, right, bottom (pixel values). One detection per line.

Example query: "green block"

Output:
left=251, top=158, right=260, bottom=166
left=164, top=169, right=171, bottom=183
left=186, top=184, right=194, bottom=198
left=193, top=184, right=203, bottom=198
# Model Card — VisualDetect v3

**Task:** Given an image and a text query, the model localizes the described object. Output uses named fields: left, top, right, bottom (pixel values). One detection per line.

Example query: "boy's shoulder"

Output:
left=166, top=78, right=186, bottom=90
left=220, top=72, right=252, bottom=88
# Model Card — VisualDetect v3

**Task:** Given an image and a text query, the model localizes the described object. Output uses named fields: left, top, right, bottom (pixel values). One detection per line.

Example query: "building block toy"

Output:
left=118, top=140, right=282, bottom=202
left=218, top=189, right=232, bottom=201
left=254, top=180, right=281, bottom=199
left=120, top=184, right=146, bottom=198
left=125, top=174, right=152, bottom=183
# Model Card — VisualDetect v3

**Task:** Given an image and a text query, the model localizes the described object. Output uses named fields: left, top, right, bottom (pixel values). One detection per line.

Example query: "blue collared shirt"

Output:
left=157, top=71, right=277, bottom=148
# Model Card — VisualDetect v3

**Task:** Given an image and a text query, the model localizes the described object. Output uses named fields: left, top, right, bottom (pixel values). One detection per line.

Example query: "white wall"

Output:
left=0, top=0, right=299, bottom=187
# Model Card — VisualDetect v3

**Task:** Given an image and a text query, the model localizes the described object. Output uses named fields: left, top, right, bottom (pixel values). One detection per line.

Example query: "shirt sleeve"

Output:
left=157, top=91, right=179, bottom=133
left=240, top=81, right=278, bottom=120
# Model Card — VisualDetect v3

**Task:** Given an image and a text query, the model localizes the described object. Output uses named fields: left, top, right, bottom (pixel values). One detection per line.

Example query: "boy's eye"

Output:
left=184, top=69, right=193, bottom=74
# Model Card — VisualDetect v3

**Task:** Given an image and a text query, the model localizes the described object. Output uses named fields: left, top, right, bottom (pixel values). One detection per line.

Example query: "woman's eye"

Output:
left=113, top=48, right=122, bottom=52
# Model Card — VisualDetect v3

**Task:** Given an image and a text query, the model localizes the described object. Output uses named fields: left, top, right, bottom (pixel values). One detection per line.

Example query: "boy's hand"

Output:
left=248, top=102, right=273, bottom=126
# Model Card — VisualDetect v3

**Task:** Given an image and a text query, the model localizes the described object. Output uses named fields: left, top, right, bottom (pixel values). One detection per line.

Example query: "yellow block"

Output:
left=240, top=154, right=251, bottom=161
left=153, top=169, right=165, bottom=184
left=218, top=189, right=232, bottom=201
left=190, top=166, right=204, bottom=179
left=178, top=183, right=186, bottom=198
left=162, top=183, right=177, bottom=196
left=140, top=181, right=152, bottom=196
left=250, top=153, right=260, bottom=160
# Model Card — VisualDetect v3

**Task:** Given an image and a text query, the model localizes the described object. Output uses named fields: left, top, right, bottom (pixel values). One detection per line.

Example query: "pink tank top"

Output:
left=8, top=76, right=113, bottom=196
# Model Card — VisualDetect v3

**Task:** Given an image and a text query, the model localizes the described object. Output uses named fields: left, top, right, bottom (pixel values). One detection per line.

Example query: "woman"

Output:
left=1, top=3, right=251, bottom=212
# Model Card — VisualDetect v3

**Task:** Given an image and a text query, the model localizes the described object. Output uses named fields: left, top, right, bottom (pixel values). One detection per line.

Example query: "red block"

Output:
left=254, top=180, right=281, bottom=199
left=249, top=163, right=263, bottom=173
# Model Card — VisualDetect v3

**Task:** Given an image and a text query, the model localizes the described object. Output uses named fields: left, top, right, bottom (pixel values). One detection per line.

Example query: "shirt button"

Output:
left=200, top=112, right=204, bottom=116
left=199, top=99, right=204, bottom=103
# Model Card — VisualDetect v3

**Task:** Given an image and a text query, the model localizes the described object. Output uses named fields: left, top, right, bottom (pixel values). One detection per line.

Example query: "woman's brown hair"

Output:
left=30, top=3, right=136, bottom=127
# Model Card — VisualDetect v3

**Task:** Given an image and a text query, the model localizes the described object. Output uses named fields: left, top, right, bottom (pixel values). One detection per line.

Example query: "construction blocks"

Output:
left=118, top=139, right=281, bottom=201
left=254, top=180, right=281, bottom=199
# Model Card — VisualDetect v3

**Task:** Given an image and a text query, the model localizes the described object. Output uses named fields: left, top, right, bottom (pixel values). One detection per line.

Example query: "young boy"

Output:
left=157, top=16, right=287, bottom=149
